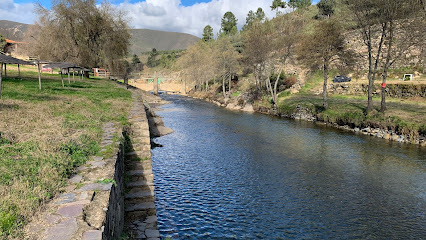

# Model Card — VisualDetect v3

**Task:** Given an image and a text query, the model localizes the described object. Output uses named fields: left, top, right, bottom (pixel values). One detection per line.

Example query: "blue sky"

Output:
left=12, top=0, right=214, bottom=9
left=1, top=0, right=321, bottom=36
left=12, top=0, right=319, bottom=9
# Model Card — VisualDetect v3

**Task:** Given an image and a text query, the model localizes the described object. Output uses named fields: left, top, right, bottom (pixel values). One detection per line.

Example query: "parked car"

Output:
left=332, top=75, right=351, bottom=83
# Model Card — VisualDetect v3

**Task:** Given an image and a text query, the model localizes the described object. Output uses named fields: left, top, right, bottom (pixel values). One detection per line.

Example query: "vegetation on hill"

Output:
left=129, top=29, right=199, bottom=56
left=0, top=65, right=131, bottom=238
left=0, top=20, right=28, bottom=41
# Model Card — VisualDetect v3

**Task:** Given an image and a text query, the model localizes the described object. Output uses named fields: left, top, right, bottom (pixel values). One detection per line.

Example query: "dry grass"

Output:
left=0, top=68, right=131, bottom=238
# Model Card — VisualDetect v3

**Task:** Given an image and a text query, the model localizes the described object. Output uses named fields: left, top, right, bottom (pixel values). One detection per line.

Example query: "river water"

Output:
left=151, top=95, right=426, bottom=239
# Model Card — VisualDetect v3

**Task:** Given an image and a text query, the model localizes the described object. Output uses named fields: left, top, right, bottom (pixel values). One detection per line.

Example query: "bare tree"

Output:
left=297, top=19, right=353, bottom=109
left=25, top=0, right=129, bottom=69
left=215, top=37, right=241, bottom=99
left=344, top=0, right=388, bottom=114
left=379, top=0, right=425, bottom=112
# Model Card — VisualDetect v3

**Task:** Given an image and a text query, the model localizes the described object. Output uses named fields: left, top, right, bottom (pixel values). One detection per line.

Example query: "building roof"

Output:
left=42, top=62, right=80, bottom=69
left=5, top=39, right=24, bottom=44
left=0, top=54, right=34, bottom=65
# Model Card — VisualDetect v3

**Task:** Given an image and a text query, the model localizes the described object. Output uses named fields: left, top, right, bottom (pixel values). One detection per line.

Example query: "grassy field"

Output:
left=0, top=65, right=132, bottom=238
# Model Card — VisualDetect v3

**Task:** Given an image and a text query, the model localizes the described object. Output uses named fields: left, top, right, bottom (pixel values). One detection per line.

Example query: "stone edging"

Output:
left=25, top=122, right=125, bottom=240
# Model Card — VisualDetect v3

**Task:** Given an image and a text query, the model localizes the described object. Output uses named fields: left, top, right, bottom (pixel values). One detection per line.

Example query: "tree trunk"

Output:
left=323, top=61, right=329, bottom=109
left=222, top=75, right=226, bottom=98
left=37, top=62, right=42, bottom=90
left=273, top=68, right=283, bottom=106
left=18, top=64, right=20, bottom=78
left=0, top=62, right=3, bottom=99
left=68, top=69, right=71, bottom=84
left=206, top=79, right=209, bottom=92
left=381, top=21, right=394, bottom=112
left=367, top=23, right=387, bottom=113
left=61, top=72, right=64, bottom=87
left=228, top=73, right=232, bottom=95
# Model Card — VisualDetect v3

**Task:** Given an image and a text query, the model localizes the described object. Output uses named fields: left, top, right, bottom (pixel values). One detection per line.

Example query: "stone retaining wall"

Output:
left=327, top=83, right=426, bottom=98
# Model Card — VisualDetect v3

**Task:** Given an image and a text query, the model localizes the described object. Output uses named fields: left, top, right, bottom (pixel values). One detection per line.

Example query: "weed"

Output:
left=96, top=178, right=117, bottom=187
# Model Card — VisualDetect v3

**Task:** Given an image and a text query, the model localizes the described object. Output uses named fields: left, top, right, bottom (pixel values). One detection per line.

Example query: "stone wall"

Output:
left=327, top=83, right=426, bottom=98
left=102, top=143, right=125, bottom=239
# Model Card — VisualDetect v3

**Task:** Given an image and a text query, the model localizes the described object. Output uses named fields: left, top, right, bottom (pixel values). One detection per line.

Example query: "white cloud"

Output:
left=119, top=0, right=286, bottom=37
left=0, top=0, right=290, bottom=37
left=0, top=0, right=36, bottom=24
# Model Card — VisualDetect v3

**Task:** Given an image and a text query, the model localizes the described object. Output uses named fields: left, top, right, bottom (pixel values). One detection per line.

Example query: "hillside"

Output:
left=0, top=20, right=199, bottom=55
left=0, top=20, right=29, bottom=40
left=129, top=29, right=199, bottom=55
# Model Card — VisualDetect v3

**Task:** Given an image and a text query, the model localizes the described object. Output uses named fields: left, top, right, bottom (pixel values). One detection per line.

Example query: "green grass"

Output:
left=277, top=92, right=426, bottom=140
left=0, top=73, right=132, bottom=238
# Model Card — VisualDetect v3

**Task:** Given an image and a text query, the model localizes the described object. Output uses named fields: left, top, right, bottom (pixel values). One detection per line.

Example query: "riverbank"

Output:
left=188, top=80, right=426, bottom=146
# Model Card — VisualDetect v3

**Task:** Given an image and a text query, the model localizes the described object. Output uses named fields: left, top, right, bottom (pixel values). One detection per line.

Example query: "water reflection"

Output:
left=152, top=95, right=426, bottom=239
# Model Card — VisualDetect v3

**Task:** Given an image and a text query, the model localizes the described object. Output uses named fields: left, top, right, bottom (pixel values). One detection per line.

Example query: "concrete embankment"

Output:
left=25, top=84, right=169, bottom=240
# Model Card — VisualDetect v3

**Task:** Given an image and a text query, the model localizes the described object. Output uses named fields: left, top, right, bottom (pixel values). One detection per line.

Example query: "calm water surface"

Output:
left=151, top=95, right=426, bottom=239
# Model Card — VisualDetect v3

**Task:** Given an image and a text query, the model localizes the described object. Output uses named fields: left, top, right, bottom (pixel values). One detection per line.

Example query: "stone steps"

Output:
left=125, top=190, right=155, bottom=202
left=125, top=202, right=156, bottom=212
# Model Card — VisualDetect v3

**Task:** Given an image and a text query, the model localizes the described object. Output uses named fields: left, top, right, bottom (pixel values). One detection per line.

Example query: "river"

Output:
left=151, top=95, right=426, bottom=239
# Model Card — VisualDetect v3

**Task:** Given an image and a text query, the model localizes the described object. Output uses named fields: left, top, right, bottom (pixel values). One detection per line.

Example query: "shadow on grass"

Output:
left=0, top=103, right=20, bottom=110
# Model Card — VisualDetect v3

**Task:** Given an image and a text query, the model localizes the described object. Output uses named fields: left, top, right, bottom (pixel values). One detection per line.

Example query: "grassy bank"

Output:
left=276, top=72, right=426, bottom=139
left=0, top=70, right=132, bottom=238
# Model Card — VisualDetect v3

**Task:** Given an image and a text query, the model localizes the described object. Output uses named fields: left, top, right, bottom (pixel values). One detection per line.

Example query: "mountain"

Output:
left=0, top=20, right=29, bottom=40
left=0, top=20, right=199, bottom=55
left=129, top=29, right=199, bottom=55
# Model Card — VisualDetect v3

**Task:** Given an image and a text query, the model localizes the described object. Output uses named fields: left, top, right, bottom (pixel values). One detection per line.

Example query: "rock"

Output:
left=82, top=230, right=102, bottom=240
left=56, top=200, right=90, bottom=218
left=144, top=216, right=157, bottom=224
left=361, top=127, right=370, bottom=133
left=44, top=218, right=78, bottom=240
left=55, top=193, right=75, bottom=205
left=354, top=127, right=360, bottom=132
left=145, top=229, right=160, bottom=238
left=76, top=183, right=113, bottom=192
left=44, top=214, right=62, bottom=225
left=69, top=175, right=83, bottom=184
left=242, top=104, right=254, bottom=113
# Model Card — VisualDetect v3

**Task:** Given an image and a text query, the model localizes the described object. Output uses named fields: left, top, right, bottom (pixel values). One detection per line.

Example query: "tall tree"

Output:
left=243, top=8, right=266, bottom=31
left=27, top=0, right=129, bottom=70
left=317, top=0, right=336, bottom=18
left=255, top=7, right=266, bottom=21
left=288, top=0, right=311, bottom=10
left=147, top=48, right=159, bottom=67
left=221, top=11, right=238, bottom=36
left=202, top=25, right=214, bottom=42
left=243, top=10, right=256, bottom=31
left=297, top=19, right=353, bottom=109
left=0, top=34, right=6, bottom=53
left=215, top=37, right=241, bottom=99
left=344, top=0, right=388, bottom=113
left=379, top=0, right=425, bottom=112
left=244, top=20, right=274, bottom=92
left=132, top=54, right=141, bottom=65
left=270, top=0, right=286, bottom=15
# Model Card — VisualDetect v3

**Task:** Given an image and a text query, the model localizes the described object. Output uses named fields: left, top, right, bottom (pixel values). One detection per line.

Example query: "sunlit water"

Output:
left=151, top=95, right=426, bottom=239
